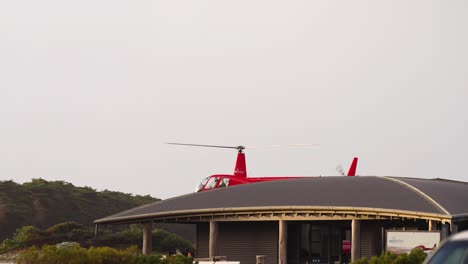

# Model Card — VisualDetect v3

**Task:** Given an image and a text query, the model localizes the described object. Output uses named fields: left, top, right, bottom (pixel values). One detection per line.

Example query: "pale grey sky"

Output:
left=1, top=1, right=467, bottom=199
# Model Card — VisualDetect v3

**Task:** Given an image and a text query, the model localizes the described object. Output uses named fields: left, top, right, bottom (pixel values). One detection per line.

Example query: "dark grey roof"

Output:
left=95, top=176, right=468, bottom=224
left=392, top=177, right=468, bottom=215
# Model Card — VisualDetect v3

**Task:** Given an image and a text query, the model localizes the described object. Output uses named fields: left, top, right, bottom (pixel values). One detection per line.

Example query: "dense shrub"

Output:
left=17, top=244, right=193, bottom=264
left=134, top=254, right=167, bottom=264
left=12, top=226, right=41, bottom=245
left=17, top=244, right=87, bottom=264
left=46, top=221, right=84, bottom=233
left=16, top=246, right=39, bottom=264
left=0, top=226, right=43, bottom=253
left=87, top=246, right=136, bottom=264
left=351, top=248, right=427, bottom=264
left=166, top=255, right=194, bottom=264
left=1, top=221, right=194, bottom=255
left=91, top=229, right=140, bottom=249
left=153, top=230, right=193, bottom=254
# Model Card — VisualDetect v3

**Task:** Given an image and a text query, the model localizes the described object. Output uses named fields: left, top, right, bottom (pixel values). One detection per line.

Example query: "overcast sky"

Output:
left=1, top=1, right=467, bottom=199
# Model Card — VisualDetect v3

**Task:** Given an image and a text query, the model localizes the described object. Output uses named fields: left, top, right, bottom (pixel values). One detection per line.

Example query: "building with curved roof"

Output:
left=95, top=176, right=468, bottom=264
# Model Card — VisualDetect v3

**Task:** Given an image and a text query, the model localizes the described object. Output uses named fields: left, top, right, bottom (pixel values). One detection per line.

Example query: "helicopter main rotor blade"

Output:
left=167, top=143, right=319, bottom=150
left=166, top=143, right=244, bottom=150
left=245, top=144, right=320, bottom=149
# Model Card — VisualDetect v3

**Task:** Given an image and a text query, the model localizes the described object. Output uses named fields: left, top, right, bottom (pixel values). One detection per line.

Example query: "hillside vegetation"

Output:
left=0, top=178, right=158, bottom=241
left=1, top=221, right=194, bottom=257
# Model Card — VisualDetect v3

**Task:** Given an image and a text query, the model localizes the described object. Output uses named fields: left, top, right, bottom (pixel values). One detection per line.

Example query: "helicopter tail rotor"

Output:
left=336, top=164, right=346, bottom=176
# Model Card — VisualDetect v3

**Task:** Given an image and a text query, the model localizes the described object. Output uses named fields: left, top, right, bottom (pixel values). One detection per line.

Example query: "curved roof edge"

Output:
left=94, top=205, right=451, bottom=225
left=383, top=177, right=450, bottom=215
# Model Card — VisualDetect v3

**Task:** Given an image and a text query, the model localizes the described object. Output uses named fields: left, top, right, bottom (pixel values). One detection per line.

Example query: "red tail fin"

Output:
left=346, top=157, right=358, bottom=176
left=234, top=152, right=247, bottom=177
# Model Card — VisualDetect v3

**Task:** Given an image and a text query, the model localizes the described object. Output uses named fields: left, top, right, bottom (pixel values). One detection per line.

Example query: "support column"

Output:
left=429, top=220, right=437, bottom=231
left=441, top=223, right=449, bottom=241
left=278, top=220, right=287, bottom=264
left=209, top=221, right=219, bottom=259
left=351, top=219, right=361, bottom=262
left=94, top=224, right=99, bottom=238
left=142, top=222, right=153, bottom=255
left=451, top=223, right=458, bottom=234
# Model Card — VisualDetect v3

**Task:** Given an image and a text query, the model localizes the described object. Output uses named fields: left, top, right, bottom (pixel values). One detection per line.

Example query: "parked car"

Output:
left=423, top=230, right=468, bottom=264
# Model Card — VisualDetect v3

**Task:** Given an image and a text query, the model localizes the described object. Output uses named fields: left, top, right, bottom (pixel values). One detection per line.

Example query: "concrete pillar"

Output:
left=429, top=220, right=437, bottom=231
left=209, top=221, right=219, bottom=259
left=278, top=220, right=287, bottom=264
left=142, top=222, right=153, bottom=255
left=351, top=219, right=361, bottom=262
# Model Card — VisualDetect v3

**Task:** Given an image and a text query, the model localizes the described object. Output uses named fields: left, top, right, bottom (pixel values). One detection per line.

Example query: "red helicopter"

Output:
left=168, top=143, right=359, bottom=192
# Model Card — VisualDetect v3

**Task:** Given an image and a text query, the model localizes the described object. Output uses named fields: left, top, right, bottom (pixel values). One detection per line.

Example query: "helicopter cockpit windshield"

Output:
left=196, top=177, right=209, bottom=192
left=195, top=176, right=231, bottom=192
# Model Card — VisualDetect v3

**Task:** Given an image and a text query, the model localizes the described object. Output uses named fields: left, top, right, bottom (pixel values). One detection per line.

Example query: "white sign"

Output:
left=386, top=231, right=440, bottom=254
